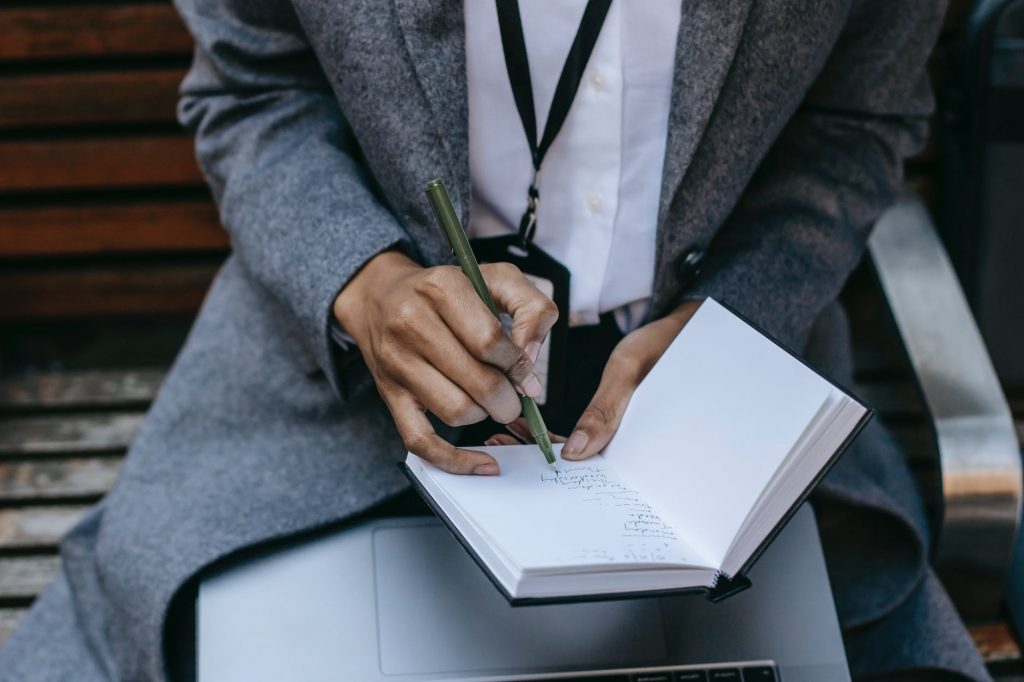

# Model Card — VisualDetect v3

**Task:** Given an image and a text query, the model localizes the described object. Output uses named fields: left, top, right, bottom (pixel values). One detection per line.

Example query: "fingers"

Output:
left=562, top=349, right=643, bottom=461
left=412, top=323, right=523, bottom=425
left=481, top=262, right=559, bottom=355
left=381, top=305, right=521, bottom=424
left=418, top=266, right=545, bottom=397
left=389, top=354, right=488, bottom=427
left=385, top=386, right=499, bottom=475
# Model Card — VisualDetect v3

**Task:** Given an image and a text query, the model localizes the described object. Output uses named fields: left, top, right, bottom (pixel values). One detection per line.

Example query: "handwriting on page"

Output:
left=539, top=466, right=688, bottom=564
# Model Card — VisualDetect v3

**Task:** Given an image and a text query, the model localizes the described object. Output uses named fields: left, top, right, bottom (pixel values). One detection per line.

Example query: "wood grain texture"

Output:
left=0, top=260, right=219, bottom=319
left=0, top=555, right=60, bottom=601
left=0, top=135, right=202, bottom=192
left=0, top=5, right=192, bottom=61
left=0, top=69, right=183, bottom=129
left=0, top=506, right=87, bottom=549
left=0, top=607, right=27, bottom=644
left=972, top=622, right=1023, bottom=664
left=0, top=413, right=142, bottom=457
left=0, top=199, right=226, bottom=257
left=0, top=459, right=122, bottom=502
left=0, top=370, right=164, bottom=410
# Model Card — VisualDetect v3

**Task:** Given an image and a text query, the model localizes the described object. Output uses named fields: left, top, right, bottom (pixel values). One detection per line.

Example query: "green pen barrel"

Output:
left=425, top=179, right=499, bottom=318
left=425, top=178, right=557, bottom=468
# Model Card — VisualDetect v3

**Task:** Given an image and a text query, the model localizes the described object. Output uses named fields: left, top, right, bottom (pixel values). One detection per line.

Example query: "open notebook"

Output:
left=404, top=299, right=870, bottom=604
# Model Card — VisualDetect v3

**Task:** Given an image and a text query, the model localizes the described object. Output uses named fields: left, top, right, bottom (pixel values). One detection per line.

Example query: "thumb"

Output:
left=481, top=263, right=558, bottom=359
left=561, top=352, right=642, bottom=461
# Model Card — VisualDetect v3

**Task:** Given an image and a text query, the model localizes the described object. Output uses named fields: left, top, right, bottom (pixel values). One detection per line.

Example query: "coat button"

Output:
left=676, top=248, right=705, bottom=282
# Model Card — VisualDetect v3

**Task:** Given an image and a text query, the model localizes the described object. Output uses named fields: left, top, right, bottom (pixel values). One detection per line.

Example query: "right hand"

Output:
left=333, top=250, right=558, bottom=475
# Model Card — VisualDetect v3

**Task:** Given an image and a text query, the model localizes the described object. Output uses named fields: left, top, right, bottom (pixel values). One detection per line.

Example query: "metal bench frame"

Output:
left=869, top=192, right=1023, bottom=621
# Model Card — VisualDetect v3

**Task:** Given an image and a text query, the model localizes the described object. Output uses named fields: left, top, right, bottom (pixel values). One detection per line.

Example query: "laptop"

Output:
left=197, top=504, right=849, bottom=681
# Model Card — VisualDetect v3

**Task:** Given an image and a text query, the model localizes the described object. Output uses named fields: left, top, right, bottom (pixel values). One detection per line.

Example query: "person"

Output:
left=0, top=1, right=991, bottom=681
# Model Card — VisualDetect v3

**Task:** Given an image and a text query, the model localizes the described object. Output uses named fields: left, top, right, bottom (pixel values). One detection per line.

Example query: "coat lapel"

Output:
left=391, top=0, right=753, bottom=305
left=656, top=0, right=755, bottom=237
left=393, top=0, right=471, bottom=224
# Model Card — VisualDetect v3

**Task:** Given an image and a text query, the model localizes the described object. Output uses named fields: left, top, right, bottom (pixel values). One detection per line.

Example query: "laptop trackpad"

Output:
left=373, top=523, right=668, bottom=676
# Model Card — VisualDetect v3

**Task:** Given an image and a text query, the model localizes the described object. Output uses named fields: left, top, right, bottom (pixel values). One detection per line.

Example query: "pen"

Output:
left=425, top=178, right=557, bottom=470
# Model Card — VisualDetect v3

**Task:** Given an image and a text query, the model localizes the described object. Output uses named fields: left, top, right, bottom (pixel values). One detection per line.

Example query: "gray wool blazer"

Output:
left=0, top=1, right=990, bottom=681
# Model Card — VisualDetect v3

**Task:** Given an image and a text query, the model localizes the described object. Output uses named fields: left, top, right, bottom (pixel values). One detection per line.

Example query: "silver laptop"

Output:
left=198, top=504, right=848, bottom=681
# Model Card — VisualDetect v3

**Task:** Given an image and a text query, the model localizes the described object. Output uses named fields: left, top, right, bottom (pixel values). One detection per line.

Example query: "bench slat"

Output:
left=0, top=69, right=183, bottom=129
left=0, top=556, right=60, bottom=602
left=0, top=199, right=225, bottom=257
left=0, top=370, right=163, bottom=411
left=0, top=260, right=219, bottom=319
left=0, top=413, right=142, bottom=457
left=971, top=622, right=1023, bottom=664
left=0, top=135, right=202, bottom=192
left=0, top=5, right=192, bottom=61
left=0, top=607, right=27, bottom=644
left=0, top=506, right=87, bottom=550
left=0, top=460, right=122, bottom=503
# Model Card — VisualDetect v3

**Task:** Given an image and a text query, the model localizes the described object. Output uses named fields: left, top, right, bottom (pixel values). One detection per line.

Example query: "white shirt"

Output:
left=465, top=0, right=681, bottom=328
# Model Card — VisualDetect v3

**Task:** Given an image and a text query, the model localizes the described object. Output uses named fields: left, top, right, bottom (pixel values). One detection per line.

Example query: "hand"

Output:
left=333, top=250, right=558, bottom=475
left=485, top=299, right=703, bottom=459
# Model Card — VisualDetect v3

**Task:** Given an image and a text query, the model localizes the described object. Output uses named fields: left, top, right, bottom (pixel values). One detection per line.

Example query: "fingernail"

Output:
left=484, top=438, right=499, bottom=446
left=523, top=374, right=542, bottom=398
left=473, top=463, right=500, bottom=475
left=525, top=341, right=541, bottom=364
left=563, top=430, right=589, bottom=458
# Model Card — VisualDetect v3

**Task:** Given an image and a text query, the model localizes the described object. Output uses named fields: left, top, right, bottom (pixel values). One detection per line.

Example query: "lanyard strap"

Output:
left=495, top=0, right=612, bottom=244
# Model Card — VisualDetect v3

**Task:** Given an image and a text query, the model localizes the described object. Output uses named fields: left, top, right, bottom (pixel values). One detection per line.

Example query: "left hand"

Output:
left=485, top=298, right=703, bottom=460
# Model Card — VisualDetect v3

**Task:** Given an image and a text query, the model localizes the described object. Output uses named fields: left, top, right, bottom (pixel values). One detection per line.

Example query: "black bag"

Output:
left=936, top=0, right=1024, bottom=390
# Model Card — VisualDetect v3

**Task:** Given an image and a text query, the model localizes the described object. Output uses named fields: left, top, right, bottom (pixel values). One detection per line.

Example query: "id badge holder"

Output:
left=469, top=235, right=570, bottom=420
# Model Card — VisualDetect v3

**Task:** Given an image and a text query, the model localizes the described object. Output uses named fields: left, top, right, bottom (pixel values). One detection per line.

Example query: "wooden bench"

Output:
left=1, top=0, right=1021, bottom=678
left=0, top=2, right=227, bottom=321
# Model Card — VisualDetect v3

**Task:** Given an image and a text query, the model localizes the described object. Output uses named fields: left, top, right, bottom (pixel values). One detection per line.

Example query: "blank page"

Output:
left=603, top=299, right=832, bottom=569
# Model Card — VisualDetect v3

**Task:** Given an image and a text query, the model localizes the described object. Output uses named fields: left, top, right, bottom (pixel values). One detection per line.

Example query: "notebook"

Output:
left=403, top=298, right=871, bottom=604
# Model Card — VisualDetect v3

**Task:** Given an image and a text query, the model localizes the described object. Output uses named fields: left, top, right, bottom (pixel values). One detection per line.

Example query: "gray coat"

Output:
left=0, top=1, right=990, bottom=680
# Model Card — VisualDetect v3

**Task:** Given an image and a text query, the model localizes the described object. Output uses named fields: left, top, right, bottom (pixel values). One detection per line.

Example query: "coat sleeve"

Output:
left=173, top=0, right=412, bottom=388
left=685, top=0, right=946, bottom=351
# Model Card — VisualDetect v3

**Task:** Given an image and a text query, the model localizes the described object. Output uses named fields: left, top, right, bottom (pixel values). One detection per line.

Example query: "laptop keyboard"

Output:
left=519, top=665, right=777, bottom=681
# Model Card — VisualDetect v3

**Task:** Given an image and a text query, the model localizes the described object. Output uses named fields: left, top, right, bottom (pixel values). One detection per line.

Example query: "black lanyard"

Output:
left=495, top=0, right=612, bottom=245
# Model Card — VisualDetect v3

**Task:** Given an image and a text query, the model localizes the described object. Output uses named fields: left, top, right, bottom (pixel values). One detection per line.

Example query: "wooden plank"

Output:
left=0, top=260, right=219, bottom=319
left=971, top=622, right=1023, bottom=664
left=0, top=413, right=143, bottom=457
left=0, top=69, right=183, bottom=129
left=0, top=506, right=87, bottom=550
left=0, top=607, right=27, bottom=645
left=0, top=459, right=122, bottom=503
left=0, top=555, right=60, bottom=601
left=0, top=135, right=202, bottom=192
left=0, top=370, right=164, bottom=410
left=0, top=198, right=226, bottom=257
left=0, top=5, right=192, bottom=61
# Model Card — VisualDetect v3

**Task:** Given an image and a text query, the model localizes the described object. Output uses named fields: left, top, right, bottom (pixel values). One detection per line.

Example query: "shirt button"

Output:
left=589, top=70, right=606, bottom=92
left=586, top=193, right=604, bottom=214
left=569, top=312, right=586, bottom=326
